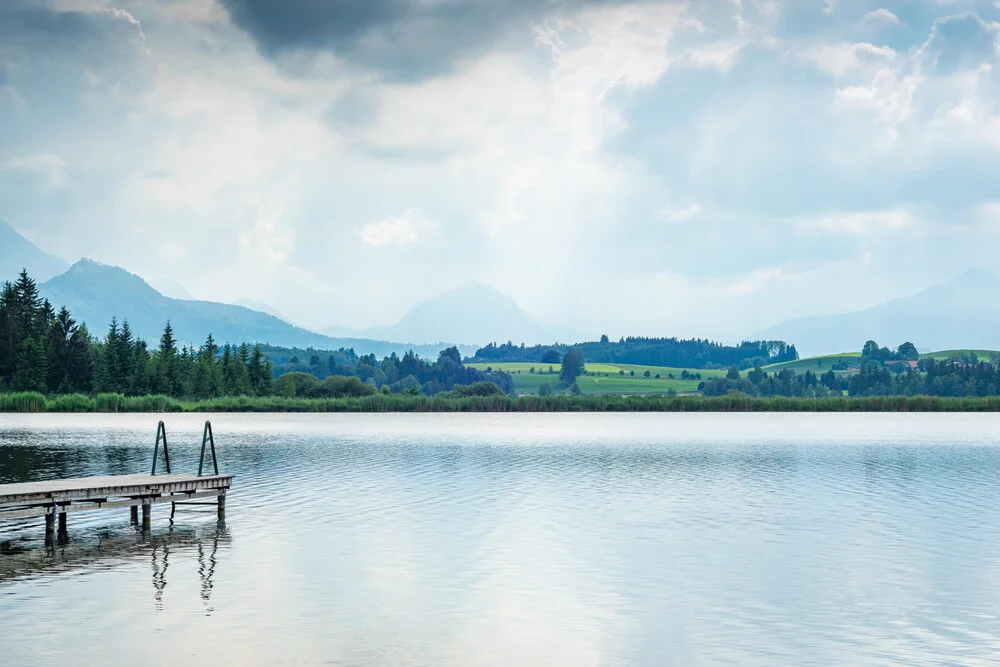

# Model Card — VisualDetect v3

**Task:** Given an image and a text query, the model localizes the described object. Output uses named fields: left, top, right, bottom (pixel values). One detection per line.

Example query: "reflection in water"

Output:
left=1, top=521, right=230, bottom=613
left=3, top=413, right=1000, bottom=665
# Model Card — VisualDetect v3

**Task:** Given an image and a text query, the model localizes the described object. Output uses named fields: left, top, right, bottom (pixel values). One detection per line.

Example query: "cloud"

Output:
left=797, top=208, right=917, bottom=234
left=3, top=0, right=1000, bottom=338
left=659, top=201, right=702, bottom=222
left=357, top=208, right=433, bottom=247
left=220, top=0, right=683, bottom=79
left=0, top=153, right=68, bottom=187
left=796, top=42, right=896, bottom=78
left=861, top=9, right=901, bottom=28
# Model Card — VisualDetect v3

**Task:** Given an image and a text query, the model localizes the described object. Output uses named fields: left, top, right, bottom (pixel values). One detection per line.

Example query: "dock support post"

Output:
left=218, top=490, right=226, bottom=520
left=45, top=509, right=55, bottom=543
left=130, top=505, right=139, bottom=524
left=141, top=501, right=151, bottom=531
left=58, top=510, right=67, bottom=535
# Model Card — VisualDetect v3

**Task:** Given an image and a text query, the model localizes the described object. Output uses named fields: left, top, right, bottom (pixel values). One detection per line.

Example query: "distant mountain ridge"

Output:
left=323, top=280, right=553, bottom=346
left=0, top=219, right=68, bottom=283
left=37, top=260, right=464, bottom=358
left=757, top=268, right=1000, bottom=356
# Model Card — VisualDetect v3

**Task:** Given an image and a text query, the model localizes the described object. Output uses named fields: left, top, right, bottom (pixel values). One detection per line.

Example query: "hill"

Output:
left=323, top=280, right=553, bottom=346
left=38, top=260, right=462, bottom=358
left=0, top=220, right=68, bottom=283
left=757, top=268, right=1000, bottom=357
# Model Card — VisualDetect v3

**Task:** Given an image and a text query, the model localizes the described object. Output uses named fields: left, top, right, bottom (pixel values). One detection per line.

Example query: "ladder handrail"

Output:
left=198, top=421, right=219, bottom=476
left=151, top=421, right=171, bottom=475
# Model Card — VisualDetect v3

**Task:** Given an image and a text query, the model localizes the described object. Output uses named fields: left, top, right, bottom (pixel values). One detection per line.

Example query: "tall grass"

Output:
left=3, top=392, right=1000, bottom=413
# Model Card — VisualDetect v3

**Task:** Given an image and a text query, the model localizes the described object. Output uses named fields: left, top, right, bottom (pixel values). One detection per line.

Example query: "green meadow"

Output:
left=467, top=362, right=727, bottom=395
left=762, top=353, right=861, bottom=372
left=919, top=349, right=1000, bottom=360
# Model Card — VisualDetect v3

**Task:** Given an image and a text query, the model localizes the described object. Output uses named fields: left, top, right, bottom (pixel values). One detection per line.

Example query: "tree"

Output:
left=540, top=349, right=561, bottom=364
left=13, top=337, right=47, bottom=391
left=560, top=349, right=585, bottom=384
left=539, top=382, right=553, bottom=396
left=439, top=346, right=462, bottom=365
left=726, top=365, right=741, bottom=380
left=897, top=342, right=919, bottom=361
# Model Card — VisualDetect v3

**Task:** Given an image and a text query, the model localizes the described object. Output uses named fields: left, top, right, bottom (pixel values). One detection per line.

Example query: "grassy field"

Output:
left=763, top=349, right=1000, bottom=372
left=920, top=349, right=1000, bottom=360
left=468, top=362, right=727, bottom=395
left=762, top=353, right=861, bottom=372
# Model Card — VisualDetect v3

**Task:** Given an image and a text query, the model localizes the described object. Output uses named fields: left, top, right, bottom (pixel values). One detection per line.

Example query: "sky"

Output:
left=2, top=0, right=999, bottom=341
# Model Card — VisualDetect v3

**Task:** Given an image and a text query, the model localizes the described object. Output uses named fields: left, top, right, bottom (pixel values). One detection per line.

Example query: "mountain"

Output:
left=756, top=268, right=1000, bottom=356
left=323, top=281, right=554, bottom=347
left=38, top=260, right=464, bottom=358
left=234, top=298, right=289, bottom=322
left=146, top=276, right=195, bottom=300
left=0, top=219, right=69, bottom=283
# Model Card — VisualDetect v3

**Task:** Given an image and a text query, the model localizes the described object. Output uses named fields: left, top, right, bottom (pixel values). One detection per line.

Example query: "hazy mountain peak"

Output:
left=326, top=281, right=555, bottom=346
left=757, top=268, right=1000, bottom=356
left=944, top=267, right=1000, bottom=288
left=0, top=219, right=69, bottom=283
left=51, top=259, right=163, bottom=300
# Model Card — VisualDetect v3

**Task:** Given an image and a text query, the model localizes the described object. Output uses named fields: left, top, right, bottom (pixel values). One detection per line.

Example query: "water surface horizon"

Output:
left=2, top=413, right=999, bottom=666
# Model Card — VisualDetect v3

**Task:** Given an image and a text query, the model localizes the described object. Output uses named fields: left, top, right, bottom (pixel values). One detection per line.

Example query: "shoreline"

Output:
left=3, top=392, right=1000, bottom=413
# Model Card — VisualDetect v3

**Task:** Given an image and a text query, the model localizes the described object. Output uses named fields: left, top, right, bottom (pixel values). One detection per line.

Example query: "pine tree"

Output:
left=117, top=320, right=135, bottom=394
left=156, top=321, right=179, bottom=396
left=14, top=337, right=48, bottom=392
left=46, top=307, right=77, bottom=392
left=102, top=318, right=122, bottom=393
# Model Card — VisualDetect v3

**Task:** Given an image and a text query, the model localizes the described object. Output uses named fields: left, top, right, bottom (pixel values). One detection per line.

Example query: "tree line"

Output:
left=271, top=346, right=514, bottom=396
left=0, top=269, right=513, bottom=398
left=699, top=340, right=1000, bottom=398
left=473, top=336, right=798, bottom=369
left=0, top=269, right=273, bottom=398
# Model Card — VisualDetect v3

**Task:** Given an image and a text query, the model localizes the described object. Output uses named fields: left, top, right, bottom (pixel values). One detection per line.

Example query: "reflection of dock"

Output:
left=0, top=524, right=230, bottom=581
left=0, top=420, right=232, bottom=543
left=0, top=525, right=230, bottom=613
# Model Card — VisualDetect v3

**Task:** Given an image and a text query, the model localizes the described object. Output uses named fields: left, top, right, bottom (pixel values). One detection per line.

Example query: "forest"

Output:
left=0, top=270, right=511, bottom=399
left=700, top=341, right=1000, bottom=398
left=472, top=337, right=798, bottom=368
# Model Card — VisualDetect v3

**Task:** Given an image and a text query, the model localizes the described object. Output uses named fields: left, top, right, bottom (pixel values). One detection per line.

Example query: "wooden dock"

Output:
left=0, top=420, right=231, bottom=542
left=0, top=473, right=232, bottom=538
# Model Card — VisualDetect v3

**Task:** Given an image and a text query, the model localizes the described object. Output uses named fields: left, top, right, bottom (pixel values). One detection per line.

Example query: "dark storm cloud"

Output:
left=220, top=0, right=629, bottom=78
left=0, top=3, right=145, bottom=62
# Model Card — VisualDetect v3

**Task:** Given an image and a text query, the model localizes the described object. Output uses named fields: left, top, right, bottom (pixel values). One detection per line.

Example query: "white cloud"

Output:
left=357, top=209, right=432, bottom=247
left=796, top=42, right=896, bottom=78
left=0, top=153, right=68, bottom=187
left=797, top=208, right=917, bottom=234
left=861, top=9, right=902, bottom=28
left=659, top=201, right=702, bottom=222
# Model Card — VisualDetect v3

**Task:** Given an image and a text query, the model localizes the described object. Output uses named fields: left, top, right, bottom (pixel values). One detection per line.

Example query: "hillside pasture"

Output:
left=467, top=361, right=726, bottom=395
left=762, top=353, right=861, bottom=372
left=920, top=349, right=1000, bottom=361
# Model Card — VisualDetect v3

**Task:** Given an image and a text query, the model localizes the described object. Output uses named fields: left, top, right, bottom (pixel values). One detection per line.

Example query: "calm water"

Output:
left=2, top=413, right=1000, bottom=665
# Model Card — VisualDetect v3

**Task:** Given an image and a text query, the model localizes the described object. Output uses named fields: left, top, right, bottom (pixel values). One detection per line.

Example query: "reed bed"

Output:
left=3, top=392, right=1000, bottom=413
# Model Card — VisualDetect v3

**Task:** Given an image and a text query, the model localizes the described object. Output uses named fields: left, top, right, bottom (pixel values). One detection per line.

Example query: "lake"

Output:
left=2, top=413, right=1000, bottom=665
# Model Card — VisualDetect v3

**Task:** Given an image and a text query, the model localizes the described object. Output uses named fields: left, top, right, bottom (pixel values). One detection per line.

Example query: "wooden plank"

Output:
left=0, top=474, right=232, bottom=504
left=0, top=489, right=226, bottom=520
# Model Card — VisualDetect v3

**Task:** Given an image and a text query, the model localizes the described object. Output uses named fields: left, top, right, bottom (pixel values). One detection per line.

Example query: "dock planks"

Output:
left=0, top=474, right=233, bottom=505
